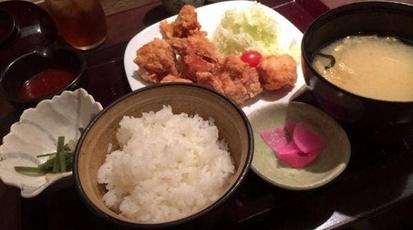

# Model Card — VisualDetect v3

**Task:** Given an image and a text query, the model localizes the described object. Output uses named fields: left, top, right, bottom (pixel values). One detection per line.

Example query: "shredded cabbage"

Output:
left=211, top=2, right=280, bottom=55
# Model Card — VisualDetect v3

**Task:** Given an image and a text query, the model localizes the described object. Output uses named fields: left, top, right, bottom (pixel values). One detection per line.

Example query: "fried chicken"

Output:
left=257, top=54, right=297, bottom=90
left=215, top=55, right=263, bottom=104
left=133, top=38, right=178, bottom=82
left=134, top=34, right=263, bottom=104
left=195, top=72, right=224, bottom=93
left=168, top=34, right=219, bottom=63
left=160, top=74, right=192, bottom=83
left=169, top=34, right=220, bottom=81
left=134, top=5, right=298, bottom=105
left=160, top=5, right=207, bottom=39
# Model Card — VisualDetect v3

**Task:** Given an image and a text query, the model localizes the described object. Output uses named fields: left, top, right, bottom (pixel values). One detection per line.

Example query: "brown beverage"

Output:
left=45, top=0, right=107, bottom=50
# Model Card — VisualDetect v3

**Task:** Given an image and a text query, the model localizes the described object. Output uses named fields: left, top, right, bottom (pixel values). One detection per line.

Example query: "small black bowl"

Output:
left=0, top=9, right=17, bottom=46
left=0, top=46, right=86, bottom=109
left=301, top=1, right=413, bottom=138
left=0, top=0, right=59, bottom=71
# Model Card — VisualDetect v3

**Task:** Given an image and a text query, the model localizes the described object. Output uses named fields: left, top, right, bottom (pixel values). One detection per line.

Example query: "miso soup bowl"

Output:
left=301, top=1, right=413, bottom=137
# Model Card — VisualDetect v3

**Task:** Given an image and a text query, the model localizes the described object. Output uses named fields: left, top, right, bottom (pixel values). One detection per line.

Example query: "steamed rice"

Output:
left=97, top=105, right=235, bottom=223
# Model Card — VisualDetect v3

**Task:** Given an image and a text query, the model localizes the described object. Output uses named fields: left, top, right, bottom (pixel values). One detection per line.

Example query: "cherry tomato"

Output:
left=240, top=50, right=262, bottom=67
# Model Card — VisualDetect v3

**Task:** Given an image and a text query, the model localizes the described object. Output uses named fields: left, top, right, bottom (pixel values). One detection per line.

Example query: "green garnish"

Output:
left=14, top=136, right=75, bottom=176
left=212, top=3, right=280, bottom=55
left=14, top=166, right=45, bottom=176
left=58, top=136, right=67, bottom=173
left=317, top=52, right=336, bottom=69
left=13, top=116, right=93, bottom=176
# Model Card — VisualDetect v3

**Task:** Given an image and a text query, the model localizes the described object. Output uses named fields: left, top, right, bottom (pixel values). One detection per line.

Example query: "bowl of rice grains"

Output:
left=73, top=83, right=254, bottom=229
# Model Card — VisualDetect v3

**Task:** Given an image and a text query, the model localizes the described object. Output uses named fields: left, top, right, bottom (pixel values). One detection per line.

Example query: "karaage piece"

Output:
left=169, top=34, right=219, bottom=62
left=195, top=72, right=224, bottom=93
left=160, top=74, right=192, bottom=83
left=180, top=52, right=216, bottom=82
left=160, top=5, right=206, bottom=39
left=169, top=34, right=220, bottom=81
left=257, top=54, right=297, bottom=90
left=215, top=55, right=263, bottom=104
left=133, top=38, right=178, bottom=83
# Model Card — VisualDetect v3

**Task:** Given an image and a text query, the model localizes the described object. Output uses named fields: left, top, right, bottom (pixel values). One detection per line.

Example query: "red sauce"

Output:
left=18, top=69, right=75, bottom=100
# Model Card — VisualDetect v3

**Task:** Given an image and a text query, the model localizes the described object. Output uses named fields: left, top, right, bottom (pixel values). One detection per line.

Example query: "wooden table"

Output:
left=1, top=0, right=413, bottom=229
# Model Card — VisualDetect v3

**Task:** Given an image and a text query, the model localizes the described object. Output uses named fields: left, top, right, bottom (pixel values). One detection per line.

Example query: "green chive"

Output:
left=57, top=136, right=66, bottom=172
left=15, top=135, right=76, bottom=176
left=37, top=152, right=56, bottom=158
left=14, top=166, right=45, bottom=176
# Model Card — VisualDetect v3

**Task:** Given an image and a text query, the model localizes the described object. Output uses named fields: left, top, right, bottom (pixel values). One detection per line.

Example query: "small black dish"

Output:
left=0, top=1, right=60, bottom=72
left=0, top=46, right=86, bottom=109
left=0, top=9, right=17, bottom=46
left=301, top=1, right=413, bottom=139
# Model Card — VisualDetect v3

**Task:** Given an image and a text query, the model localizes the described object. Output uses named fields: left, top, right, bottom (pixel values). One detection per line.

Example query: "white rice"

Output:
left=97, top=105, right=235, bottom=223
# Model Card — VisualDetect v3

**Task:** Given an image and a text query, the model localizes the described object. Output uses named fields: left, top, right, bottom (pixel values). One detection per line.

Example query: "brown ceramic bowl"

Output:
left=301, top=1, right=413, bottom=138
left=73, top=83, right=253, bottom=229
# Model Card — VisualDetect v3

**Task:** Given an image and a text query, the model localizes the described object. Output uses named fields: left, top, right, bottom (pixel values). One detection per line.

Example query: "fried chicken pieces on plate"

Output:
left=257, top=54, right=297, bottom=90
left=133, top=5, right=297, bottom=104
left=159, top=4, right=206, bottom=39
left=134, top=38, right=178, bottom=82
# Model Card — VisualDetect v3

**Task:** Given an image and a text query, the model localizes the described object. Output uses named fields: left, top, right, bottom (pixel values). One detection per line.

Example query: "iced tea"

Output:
left=45, top=0, right=107, bottom=50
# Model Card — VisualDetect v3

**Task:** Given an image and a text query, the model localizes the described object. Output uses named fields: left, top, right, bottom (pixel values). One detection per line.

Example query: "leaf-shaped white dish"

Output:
left=0, top=88, right=103, bottom=198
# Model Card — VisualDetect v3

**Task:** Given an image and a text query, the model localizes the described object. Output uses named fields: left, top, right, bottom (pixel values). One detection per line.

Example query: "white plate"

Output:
left=123, top=1, right=306, bottom=115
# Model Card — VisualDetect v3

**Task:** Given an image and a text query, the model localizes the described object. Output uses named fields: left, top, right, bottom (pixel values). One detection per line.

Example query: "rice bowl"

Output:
left=73, top=83, right=253, bottom=229
left=97, top=105, right=235, bottom=223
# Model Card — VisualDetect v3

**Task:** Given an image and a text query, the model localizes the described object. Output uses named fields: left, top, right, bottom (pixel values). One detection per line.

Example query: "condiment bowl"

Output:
left=0, top=46, right=86, bottom=109
left=249, top=102, right=350, bottom=190
left=73, top=83, right=253, bottom=229
left=301, top=1, right=413, bottom=137
left=0, top=88, right=103, bottom=198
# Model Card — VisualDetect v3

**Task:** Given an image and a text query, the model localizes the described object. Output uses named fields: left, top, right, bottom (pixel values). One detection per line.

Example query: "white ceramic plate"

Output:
left=123, top=1, right=306, bottom=115
left=248, top=102, right=351, bottom=190
left=0, top=88, right=103, bottom=198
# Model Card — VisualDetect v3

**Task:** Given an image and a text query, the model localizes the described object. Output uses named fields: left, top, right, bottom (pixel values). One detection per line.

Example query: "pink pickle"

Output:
left=276, top=140, right=318, bottom=168
left=276, top=140, right=300, bottom=155
left=260, top=127, right=287, bottom=151
left=260, top=120, right=326, bottom=168
left=292, top=122, right=326, bottom=153
left=284, top=119, right=297, bottom=137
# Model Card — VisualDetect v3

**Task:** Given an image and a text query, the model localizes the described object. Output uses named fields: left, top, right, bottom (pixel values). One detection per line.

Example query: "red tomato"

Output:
left=240, top=50, right=262, bottom=67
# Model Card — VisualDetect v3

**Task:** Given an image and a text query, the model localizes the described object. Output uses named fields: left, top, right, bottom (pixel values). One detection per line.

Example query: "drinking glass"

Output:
left=45, top=0, right=107, bottom=50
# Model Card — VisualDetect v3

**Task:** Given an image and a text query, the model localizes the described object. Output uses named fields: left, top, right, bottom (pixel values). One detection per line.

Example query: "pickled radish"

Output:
left=260, top=127, right=286, bottom=151
left=292, top=122, right=326, bottom=153
left=277, top=142, right=320, bottom=168
left=260, top=119, right=326, bottom=168
left=284, top=119, right=297, bottom=141
left=275, top=140, right=300, bottom=156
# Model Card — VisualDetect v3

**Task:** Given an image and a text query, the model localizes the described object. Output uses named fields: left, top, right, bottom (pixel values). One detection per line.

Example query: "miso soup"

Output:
left=312, top=35, right=413, bottom=101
